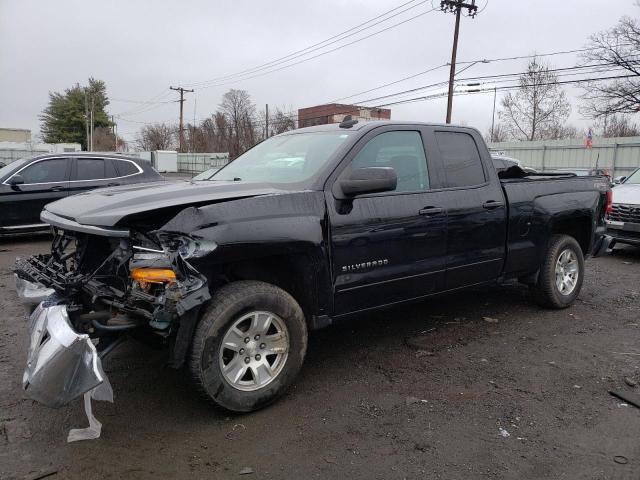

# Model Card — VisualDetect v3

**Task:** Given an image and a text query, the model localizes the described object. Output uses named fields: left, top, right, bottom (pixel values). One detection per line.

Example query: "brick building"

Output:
left=297, top=103, right=391, bottom=128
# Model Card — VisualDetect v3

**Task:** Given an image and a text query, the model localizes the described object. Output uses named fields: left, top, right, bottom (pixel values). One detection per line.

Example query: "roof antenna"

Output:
left=339, top=115, right=358, bottom=129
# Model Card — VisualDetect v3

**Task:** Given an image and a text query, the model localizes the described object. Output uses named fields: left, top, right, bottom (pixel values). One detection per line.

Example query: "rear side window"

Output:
left=18, top=158, right=67, bottom=184
left=350, top=131, right=429, bottom=192
left=76, top=158, right=105, bottom=180
left=105, top=159, right=118, bottom=178
left=115, top=159, right=139, bottom=176
left=435, top=132, right=486, bottom=188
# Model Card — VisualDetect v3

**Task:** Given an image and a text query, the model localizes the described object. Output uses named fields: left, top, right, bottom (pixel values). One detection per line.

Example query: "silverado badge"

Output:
left=342, top=259, right=389, bottom=272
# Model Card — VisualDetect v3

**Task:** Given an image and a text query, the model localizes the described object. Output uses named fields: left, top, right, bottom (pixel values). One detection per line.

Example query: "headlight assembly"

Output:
left=154, top=232, right=217, bottom=260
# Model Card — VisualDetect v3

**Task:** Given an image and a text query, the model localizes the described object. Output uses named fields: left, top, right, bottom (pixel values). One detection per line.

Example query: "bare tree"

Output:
left=213, top=112, right=231, bottom=152
left=598, top=114, right=640, bottom=137
left=580, top=10, right=640, bottom=118
left=485, top=122, right=509, bottom=143
left=270, top=108, right=296, bottom=135
left=545, top=124, right=579, bottom=140
left=136, top=123, right=176, bottom=151
left=498, top=58, right=571, bottom=141
left=220, top=89, right=257, bottom=158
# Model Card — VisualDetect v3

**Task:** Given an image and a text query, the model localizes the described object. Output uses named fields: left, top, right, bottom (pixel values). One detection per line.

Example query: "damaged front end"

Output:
left=14, top=222, right=213, bottom=408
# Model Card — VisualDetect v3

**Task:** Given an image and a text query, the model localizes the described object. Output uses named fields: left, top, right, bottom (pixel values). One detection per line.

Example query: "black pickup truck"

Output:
left=15, top=120, right=611, bottom=412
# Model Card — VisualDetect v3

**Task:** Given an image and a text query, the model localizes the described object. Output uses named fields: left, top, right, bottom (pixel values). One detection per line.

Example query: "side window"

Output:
left=18, top=159, right=67, bottom=184
left=105, top=159, right=118, bottom=178
left=76, top=158, right=106, bottom=180
left=350, top=131, right=429, bottom=192
left=435, top=132, right=486, bottom=188
left=114, top=159, right=140, bottom=176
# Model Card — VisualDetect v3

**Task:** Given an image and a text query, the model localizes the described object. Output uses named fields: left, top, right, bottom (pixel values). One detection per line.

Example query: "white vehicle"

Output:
left=606, top=167, right=640, bottom=247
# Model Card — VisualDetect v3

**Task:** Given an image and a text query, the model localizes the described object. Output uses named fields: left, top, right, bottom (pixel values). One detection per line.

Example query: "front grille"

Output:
left=609, top=203, right=640, bottom=224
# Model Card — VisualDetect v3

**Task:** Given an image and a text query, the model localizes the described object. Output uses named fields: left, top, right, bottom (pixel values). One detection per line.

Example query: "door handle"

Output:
left=482, top=200, right=504, bottom=210
left=50, top=185, right=64, bottom=192
left=106, top=183, right=120, bottom=187
left=419, top=206, right=444, bottom=216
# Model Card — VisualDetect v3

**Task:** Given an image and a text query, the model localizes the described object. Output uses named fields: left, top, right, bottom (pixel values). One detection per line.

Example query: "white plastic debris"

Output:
left=499, top=427, right=510, bottom=438
left=67, top=363, right=113, bottom=442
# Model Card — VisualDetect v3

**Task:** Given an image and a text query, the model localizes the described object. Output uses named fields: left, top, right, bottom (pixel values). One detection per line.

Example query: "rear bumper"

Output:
left=22, top=302, right=107, bottom=408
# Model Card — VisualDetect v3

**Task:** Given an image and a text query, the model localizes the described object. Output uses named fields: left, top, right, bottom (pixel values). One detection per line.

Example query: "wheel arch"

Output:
left=549, top=215, right=593, bottom=255
left=196, top=250, right=332, bottom=330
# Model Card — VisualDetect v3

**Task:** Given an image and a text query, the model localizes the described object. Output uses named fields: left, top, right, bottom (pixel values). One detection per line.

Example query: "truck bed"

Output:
left=500, top=175, right=610, bottom=279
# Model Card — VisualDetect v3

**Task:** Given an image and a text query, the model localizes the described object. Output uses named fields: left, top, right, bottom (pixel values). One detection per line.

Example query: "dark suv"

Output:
left=0, top=153, right=163, bottom=234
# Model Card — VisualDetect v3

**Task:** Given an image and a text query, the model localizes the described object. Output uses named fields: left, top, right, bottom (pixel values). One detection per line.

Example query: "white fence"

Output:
left=177, top=153, right=230, bottom=174
left=0, top=142, right=81, bottom=165
left=488, top=136, right=640, bottom=177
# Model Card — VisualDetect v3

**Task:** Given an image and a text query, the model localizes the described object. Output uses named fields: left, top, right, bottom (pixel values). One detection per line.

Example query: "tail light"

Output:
left=606, top=190, right=613, bottom=216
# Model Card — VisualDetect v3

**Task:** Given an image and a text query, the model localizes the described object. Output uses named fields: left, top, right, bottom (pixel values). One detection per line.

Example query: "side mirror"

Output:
left=613, top=176, right=626, bottom=184
left=9, top=174, right=24, bottom=186
left=339, top=167, right=397, bottom=197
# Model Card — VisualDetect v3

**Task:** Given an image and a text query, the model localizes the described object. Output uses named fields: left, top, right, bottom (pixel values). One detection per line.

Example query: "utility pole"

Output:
left=490, top=86, right=497, bottom=142
left=84, top=90, right=90, bottom=151
left=265, top=104, right=269, bottom=138
left=90, top=96, right=94, bottom=152
left=111, top=115, right=117, bottom=151
left=170, top=86, right=194, bottom=152
left=440, top=0, right=479, bottom=124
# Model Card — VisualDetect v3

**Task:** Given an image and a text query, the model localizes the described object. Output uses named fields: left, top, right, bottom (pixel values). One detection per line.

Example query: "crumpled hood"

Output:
left=44, top=180, right=289, bottom=227
left=612, top=183, right=640, bottom=205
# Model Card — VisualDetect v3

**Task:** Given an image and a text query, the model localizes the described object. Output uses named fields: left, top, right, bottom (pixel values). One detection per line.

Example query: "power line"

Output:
left=183, top=0, right=429, bottom=87
left=333, top=44, right=635, bottom=107
left=111, top=98, right=175, bottom=104
left=119, top=66, right=635, bottom=131
left=371, top=73, right=638, bottom=108
left=331, top=63, right=449, bottom=103
left=113, top=89, right=174, bottom=117
left=117, top=51, right=640, bottom=134
left=187, top=7, right=439, bottom=90
left=457, top=46, right=630, bottom=65
left=346, top=60, right=638, bottom=106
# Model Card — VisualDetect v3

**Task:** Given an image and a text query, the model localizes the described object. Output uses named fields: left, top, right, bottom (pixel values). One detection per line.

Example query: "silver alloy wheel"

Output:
left=219, top=311, right=289, bottom=392
left=555, top=248, right=579, bottom=296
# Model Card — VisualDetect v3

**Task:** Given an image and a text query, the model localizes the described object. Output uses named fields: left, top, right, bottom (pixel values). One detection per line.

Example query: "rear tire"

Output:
left=531, top=234, right=584, bottom=309
left=189, top=281, right=307, bottom=412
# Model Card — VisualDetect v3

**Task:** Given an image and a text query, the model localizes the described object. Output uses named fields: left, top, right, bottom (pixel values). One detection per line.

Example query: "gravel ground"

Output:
left=1, top=236, right=639, bottom=479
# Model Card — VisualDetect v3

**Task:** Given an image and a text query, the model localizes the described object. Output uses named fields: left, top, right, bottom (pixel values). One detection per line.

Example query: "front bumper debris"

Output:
left=23, top=302, right=109, bottom=408
left=14, top=274, right=54, bottom=313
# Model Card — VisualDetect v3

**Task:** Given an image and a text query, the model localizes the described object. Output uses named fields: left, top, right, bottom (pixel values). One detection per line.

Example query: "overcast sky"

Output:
left=0, top=0, right=636, bottom=145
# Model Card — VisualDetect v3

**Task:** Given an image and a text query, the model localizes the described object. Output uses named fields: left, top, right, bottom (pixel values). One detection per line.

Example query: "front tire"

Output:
left=531, top=234, right=584, bottom=309
left=189, top=281, right=307, bottom=412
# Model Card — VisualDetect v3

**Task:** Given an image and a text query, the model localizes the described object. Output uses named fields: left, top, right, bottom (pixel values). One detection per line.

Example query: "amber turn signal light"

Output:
left=131, top=268, right=176, bottom=284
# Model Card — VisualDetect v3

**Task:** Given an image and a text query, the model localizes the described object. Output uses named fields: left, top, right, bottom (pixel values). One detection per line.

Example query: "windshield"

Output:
left=624, top=168, right=640, bottom=184
left=192, top=167, right=220, bottom=181
left=210, top=132, right=351, bottom=185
